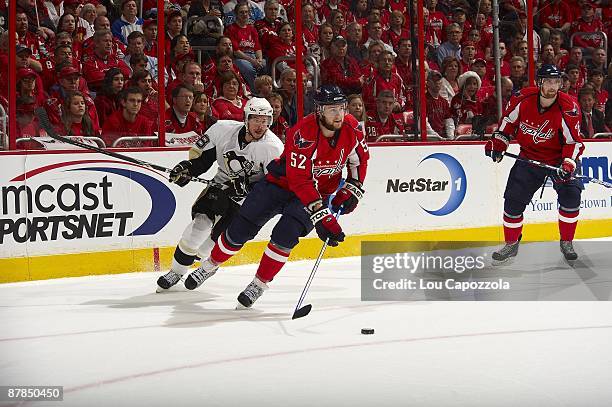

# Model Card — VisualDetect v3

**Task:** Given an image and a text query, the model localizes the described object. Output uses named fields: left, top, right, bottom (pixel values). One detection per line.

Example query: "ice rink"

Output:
left=1, top=241, right=612, bottom=407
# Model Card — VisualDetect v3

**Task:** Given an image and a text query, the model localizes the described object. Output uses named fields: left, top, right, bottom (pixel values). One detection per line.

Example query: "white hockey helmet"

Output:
left=244, top=97, right=274, bottom=128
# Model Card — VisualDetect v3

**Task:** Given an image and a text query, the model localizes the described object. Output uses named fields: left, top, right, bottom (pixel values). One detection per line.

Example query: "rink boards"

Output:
left=1, top=141, right=611, bottom=282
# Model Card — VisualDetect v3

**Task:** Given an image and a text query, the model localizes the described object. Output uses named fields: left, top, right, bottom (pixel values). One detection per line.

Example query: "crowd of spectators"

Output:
left=0, top=0, right=610, bottom=149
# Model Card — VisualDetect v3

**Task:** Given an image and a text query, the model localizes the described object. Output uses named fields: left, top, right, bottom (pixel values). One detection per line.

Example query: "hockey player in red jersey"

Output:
left=485, top=64, right=584, bottom=263
left=183, top=85, right=370, bottom=308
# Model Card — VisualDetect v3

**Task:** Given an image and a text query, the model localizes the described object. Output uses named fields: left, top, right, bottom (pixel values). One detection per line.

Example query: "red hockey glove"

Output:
left=485, top=131, right=510, bottom=163
left=331, top=179, right=365, bottom=215
left=310, top=207, right=345, bottom=247
left=169, top=160, right=194, bottom=187
left=557, top=158, right=576, bottom=181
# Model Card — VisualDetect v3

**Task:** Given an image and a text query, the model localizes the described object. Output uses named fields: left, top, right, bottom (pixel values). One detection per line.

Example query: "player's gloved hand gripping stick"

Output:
left=35, top=108, right=213, bottom=186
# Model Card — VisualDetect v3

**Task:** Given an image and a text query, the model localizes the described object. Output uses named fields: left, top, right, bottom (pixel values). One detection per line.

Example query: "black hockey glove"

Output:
left=310, top=206, right=345, bottom=247
left=331, top=179, right=364, bottom=215
left=485, top=131, right=510, bottom=163
left=169, top=160, right=194, bottom=187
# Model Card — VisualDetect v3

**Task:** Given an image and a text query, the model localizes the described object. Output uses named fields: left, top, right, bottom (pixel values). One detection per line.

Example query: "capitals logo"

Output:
left=519, top=119, right=554, bottom=144
left=294, top=131, right=314, bottom=149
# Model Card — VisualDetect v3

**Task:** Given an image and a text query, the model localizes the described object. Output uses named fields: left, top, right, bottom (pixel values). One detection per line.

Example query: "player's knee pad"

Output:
left=178, top=214, right=213, bottom=255
left=503, top=199, right=527, bottom=217
left=270, top=215, right=310, bottom=249
left=557, top=185, right=581, bottom=209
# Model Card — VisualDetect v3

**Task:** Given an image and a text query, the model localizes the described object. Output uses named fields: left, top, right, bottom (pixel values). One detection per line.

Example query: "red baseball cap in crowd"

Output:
left=59, top=66, right=82, bottom=79
left=461, top=40, right=475, bottom=48
left=16, top=67, right=38, bottom=81
left=472, top=58, right=487, bottom=66
left=143, top=19, right=156, bottom=29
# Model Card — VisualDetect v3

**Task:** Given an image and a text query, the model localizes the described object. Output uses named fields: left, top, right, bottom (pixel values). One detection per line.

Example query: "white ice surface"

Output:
left=1, top=244, right=612, bottom=407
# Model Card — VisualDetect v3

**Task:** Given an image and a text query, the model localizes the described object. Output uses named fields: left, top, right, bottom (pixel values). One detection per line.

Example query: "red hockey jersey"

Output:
left=267, top=113, right=369, bottom=207
left=498, top=87, right=584, bottom=165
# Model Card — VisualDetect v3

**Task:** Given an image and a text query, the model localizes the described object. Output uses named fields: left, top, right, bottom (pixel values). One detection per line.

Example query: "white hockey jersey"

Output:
left=191, top=120, right=284, bottom=193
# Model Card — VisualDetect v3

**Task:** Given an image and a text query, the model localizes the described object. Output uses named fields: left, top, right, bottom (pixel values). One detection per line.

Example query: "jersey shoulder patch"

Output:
left=195, top=134, right=210, bottom=150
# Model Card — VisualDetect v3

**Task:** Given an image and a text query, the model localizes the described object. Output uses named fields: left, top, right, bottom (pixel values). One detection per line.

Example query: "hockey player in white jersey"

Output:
left=156, top=98, right=284, bottom=292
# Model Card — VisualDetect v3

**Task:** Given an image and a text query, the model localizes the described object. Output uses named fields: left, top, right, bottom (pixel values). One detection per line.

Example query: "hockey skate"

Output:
left=156, top=270, right=182, bottom=292
left=560, top=241, right=578, bottom=262
left=236, top=277, right=268, bottom=309
left=492, top=235, right=522, bottom=265
left=184, top=259, right=218, bottom=290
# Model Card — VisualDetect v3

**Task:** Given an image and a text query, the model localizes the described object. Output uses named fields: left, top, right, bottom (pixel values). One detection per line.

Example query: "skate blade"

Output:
left=491, top=256, right=516, bottom=266
left=235, top=302, right=253, bottom=310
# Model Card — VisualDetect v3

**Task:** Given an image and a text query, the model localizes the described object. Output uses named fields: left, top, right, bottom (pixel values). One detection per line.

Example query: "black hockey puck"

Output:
left=361, top=328, right=375, bottom=335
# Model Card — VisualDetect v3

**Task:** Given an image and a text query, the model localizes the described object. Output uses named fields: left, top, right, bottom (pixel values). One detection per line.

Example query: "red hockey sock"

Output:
left=255, top=242, right=290, bottom=283
left=503, top=212, right=523, bottom=243
left=210, top=232, right=243, bottom=264
left=558, top=209, right=579, bottom=241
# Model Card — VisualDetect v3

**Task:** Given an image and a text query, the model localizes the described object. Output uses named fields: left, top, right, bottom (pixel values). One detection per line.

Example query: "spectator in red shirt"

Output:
left=540, top=43, right=557, bottom=66
left=426, top=0, right=448, bottom=46
left=191, top=91, right=217, bottom=133
left=426, top=70, right=455, bottom=139
left=586, top=69, right=607, bottom=113
left=459, top=40, right=476, bottom=73
left=59, top=91, right=101, bottom=137
left=166, top=34, right=195, bottom=81
left=559, top=46, right=587, bottom=87
left=266, top=22, right=297, bottom=76
left=17, top=67, right=47, bottom=108
left=321, top=35, right=364, bottom=95
left=360, top=40, right=384, bottom=78
left=130, top=69, right=164, bottom=124
left=301, top=3, right=320, bottom=47
left=267, top=92, right=289, bottom=143
left=82, top=16, right=127, bottom=60
left=365, top=90, right=407, bottom=142
left=383, top=11, right=410, bottom=51
left=362, top=50, right=405, bottom=113
left=587, top=47, right=606, bottom=73
left=202, top=53, right=250, bottom=99
left=451, top=71, right=482, bottom=125
left=472, top=58, right=494, bottom=99
left=255, top=0, right=283, bottom=50
left=565, top=64, right=582, bottom=97
left=538, top=0, right=573, bottom=44
left=329, top=9, right=348, bottom=37
left=211, top=71, right=247, bottom=121
left=46, top=65, right=99, bottom=128
left=82, top=29, right=131, bottom=93
left=225, top=1, right=264, bottom=91
left=549, top=29, right=569, bottom=64
left=102, top=87, right=155, bottom=147
left=95, top=68, right=125, bottom=123
left=570, top=1, right=604, bottom=54
left=166, top=84, right=204, bottom=135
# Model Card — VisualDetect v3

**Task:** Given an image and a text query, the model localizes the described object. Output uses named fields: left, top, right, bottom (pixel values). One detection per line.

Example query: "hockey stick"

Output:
left=34, top=108, right=212, bottom=186
left=503, top=151, right=612, bottom=188
left=292, top=208, right=342, bottom=320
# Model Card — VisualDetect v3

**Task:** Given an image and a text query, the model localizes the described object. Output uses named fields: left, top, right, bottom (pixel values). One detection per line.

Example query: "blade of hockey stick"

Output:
left=34, top=107, right=212, bottom=186
left=292, top=304, right=312, bottom=319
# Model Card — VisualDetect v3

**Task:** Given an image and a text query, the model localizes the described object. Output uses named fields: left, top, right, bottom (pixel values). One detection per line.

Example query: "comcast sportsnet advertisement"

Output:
left=0, top=152, right=204, bottom=259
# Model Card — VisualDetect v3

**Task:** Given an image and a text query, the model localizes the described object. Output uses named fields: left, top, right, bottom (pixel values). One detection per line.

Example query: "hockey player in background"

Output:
left=485, top=64, right=584, bottom=263
left=156, top=98, right=284, bottom=292
left=183, top=85, right=370, bottom=308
